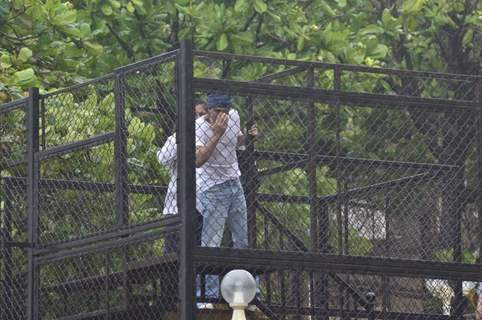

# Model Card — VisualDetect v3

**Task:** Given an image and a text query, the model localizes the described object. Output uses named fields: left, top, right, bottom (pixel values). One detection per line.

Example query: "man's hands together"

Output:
left=211, top=112, right=228, bottom=137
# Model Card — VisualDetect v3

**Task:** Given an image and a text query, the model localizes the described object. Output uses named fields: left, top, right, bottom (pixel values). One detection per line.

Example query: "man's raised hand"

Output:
left=211, top=112, right=228, bottom=136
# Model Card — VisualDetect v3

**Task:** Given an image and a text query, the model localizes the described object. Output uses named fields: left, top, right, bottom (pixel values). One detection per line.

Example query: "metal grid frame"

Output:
left=0, top=41, right=481, bottom=320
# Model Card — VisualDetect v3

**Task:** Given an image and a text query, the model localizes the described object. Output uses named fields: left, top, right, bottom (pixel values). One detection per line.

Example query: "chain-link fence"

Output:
left=1, top=45, right=481, bottom=319
left=1, top=98, right=29, bottom=320
left=191, top=51, right=482, bottom=319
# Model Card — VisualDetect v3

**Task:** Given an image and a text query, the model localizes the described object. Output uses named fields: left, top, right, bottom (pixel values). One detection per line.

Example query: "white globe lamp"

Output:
left=221, top=269, right=257, bottom=320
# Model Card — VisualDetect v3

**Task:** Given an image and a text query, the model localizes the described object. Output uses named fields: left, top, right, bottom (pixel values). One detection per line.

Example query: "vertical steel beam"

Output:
left=2, top=185, right=13, bottom=320
left=27, top=87, right=40, bottom=320
left=334, top=66, right=343, bottom=255
left=177, top=40, right=196, bottom=320
left=307, top=67, right=318, bottom=252
left=476, top=79, right=482, bottom=264
left=114, top=72, right=130, bottom=308
left=114, top=73, right=129, bottom=226
left=245, top=96, right=257, bottom=248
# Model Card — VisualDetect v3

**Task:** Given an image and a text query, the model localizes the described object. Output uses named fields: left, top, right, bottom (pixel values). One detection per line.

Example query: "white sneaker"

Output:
left=247, top=304, right=259, bottom=312
left=197, top=303, right=214, bottom=309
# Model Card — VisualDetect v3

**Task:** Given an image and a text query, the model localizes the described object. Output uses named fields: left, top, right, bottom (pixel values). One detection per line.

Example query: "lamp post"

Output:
left=221, top=269, right=257, bottom=320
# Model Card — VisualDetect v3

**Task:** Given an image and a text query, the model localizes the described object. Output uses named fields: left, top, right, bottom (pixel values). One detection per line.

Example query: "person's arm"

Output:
left=237, top=125, right=258, bottom=146
left=157, top=135, right=176, bottom=166
left=195, top=113, right=228, bottom=168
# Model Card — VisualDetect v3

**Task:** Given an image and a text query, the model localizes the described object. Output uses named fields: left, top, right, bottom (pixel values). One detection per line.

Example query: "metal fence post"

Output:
left=244, top=96, right=257, bottom=249
left=26, top=87, right=40, bottom=320
left=114, top=72, right=131, bottom=308
left=1, top=183, right=13, bottom=320
left=177, top=40, right=196, bottom=320
left=476, top=78, right=482, bottom=264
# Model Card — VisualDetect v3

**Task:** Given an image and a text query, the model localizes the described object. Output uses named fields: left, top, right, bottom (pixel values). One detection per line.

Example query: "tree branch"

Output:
left=133, top=11, right=154, bottom=57
left=106, top=23, right=135, bottom=60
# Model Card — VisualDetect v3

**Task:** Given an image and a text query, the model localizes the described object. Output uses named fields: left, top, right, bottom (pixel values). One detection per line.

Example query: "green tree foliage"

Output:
left=2, top=0, right=479, bottom=101
left=1, top=1, right=481, bottom=314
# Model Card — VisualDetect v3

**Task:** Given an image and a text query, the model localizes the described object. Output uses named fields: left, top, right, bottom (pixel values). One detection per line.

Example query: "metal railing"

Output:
left=1, top=41, right=481, bottom=320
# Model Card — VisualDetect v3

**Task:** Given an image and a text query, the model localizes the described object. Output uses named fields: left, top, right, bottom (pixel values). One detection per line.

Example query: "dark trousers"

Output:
left=164, top=210, right=203, bottom=254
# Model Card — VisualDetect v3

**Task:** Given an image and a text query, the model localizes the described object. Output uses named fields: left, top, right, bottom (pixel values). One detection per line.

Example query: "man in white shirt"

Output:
left=195, top=93, right=249, bottom=299
left=157, top=101, right=207, bottom=253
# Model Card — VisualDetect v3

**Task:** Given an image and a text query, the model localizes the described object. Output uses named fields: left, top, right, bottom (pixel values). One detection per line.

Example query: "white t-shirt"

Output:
left=195, top=109, right=242, bottom=193
left=157, top=135, right=177, bottom=215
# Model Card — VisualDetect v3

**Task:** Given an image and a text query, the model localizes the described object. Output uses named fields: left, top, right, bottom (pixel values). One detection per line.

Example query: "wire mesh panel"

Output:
left=339, top=69, right=478, bottom=101
left=38, top=78, right=116, bottom=246
left=121, top=54, right=177, bottom=227
left=190, top=52, right=481, bottom=320
left=191, top=54, right=482, bottom=265
left=38, top=228, right=180, bottom=320
left=1, top=48, right=482, bottom=320
left=41, top=76, right=115, bottom=149
left=1, top=100, right=29, bottom=320
left=193, top=249, right=481, bottom=320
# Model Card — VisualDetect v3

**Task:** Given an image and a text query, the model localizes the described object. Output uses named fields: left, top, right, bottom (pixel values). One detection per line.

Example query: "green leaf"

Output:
left=101, top=4, right=113, bottom=16
left=359, top=24, right=384, bottom=35
left=266, top=10, right=281, bottom=21
left=127, top=2, right=135, bottom=12
left=296, top=36, right=304, bottom=51
left=404, top=15, right=418, bottom=31
left=84, top=41, right=104, bottom=55
left=52, top=9, right=77, bottom=25
left=231, top=32, right=254, bottom=43
left=382, top=8, right=393, bottom=25
left=0, top=53, right=12, bottom=68
left=401, top=0, right=424, bottom=14
left=18, top=47, right=33, bottom=62
left=462, top=29, right=473, bottom=47
left=61, top=26, right=82, bottom=38
left=12, top=68, right=37, bottom=87
left=319, top=2, right=336, bottom=17
left=109, top=0, right=121, bottom=9
left=370, top=44, right=389, bottom=59
left=254, top=0, right=267, bottom=13
left=79, top=23, right=91, bottom=38
left=234, top=0, right=247, bottom=12
left=335, top=0, right=347, bottom=8
left=216, top=33, right=229, bottom=50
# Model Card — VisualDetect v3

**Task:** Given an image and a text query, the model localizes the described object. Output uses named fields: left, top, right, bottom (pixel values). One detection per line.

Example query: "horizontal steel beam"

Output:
left=41, top=74, right=115, bottom=98
left=38, top=132, right=115, bottom=161
left=255, top=66, right=307, bottom=83
left=257, top=172, right=436, bottom=205
left=0, top=159, right=27, bottom=171
left=1, top=241, right=32, bottom=248
left=193, top=78, right=478, bottom=112
left=0, top=98, right=27, bottom=114
left=3, top=176, right=166, bottom=194
left=193, top=247, right=482, bottom=281
left=265, top=305, right=450, bottom=320
left=42, top=253, right=178, bottom=293
left=253, top=150, right=459, bottom=172
left=194, top=50, right=481, bottom=81
left=114, top=50, right=178, bottom=74
left=36, top=215, right=180, bottom=255
left=36, top=223, right=179, bottom=264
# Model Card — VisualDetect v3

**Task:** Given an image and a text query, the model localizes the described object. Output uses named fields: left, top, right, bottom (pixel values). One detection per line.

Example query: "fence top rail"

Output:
left=193, top=77, right=479, bottom=112
left=0, top=97, right=28, bottom=114
left=114, top=49, right=178, bottom=74
left=193, top=50, right=482, bottom=81
left=41, top=73, right=116, bottom=98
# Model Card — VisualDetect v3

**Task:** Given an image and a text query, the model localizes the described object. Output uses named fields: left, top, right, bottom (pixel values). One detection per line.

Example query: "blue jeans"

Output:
left=199, top=178, right=248, bottom=298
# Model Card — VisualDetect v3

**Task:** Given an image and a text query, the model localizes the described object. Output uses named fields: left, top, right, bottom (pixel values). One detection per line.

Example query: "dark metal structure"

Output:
left=1, top=41, right=481, bottom=320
